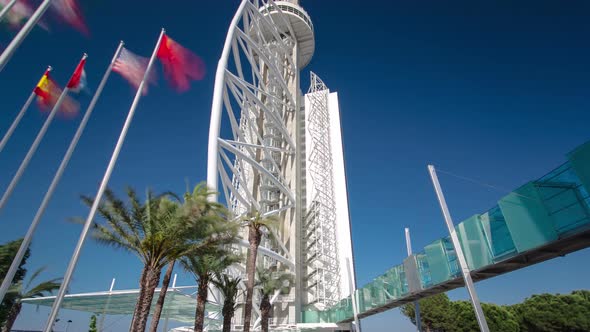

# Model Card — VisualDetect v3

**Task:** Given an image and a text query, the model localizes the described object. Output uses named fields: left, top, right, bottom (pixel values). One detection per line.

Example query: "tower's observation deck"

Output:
left=259, top=1, right=315, bottom=68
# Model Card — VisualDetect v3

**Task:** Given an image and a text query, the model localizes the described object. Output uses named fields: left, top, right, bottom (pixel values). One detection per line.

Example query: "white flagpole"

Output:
left=0, top=66, right=52, bottom=154
left=0, top=0, right=18, bottom=23
left=428, top=165, right=490, bottom=332
left=43, top=29, right=165, bottom=332
left=0, top=44, right=123, bottom=304
left=0, top=55, right=87, bottom=214
left=0, top=0, right=52, bottom=72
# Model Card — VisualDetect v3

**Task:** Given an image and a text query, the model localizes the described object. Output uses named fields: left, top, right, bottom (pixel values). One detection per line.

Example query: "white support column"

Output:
left=405, top=228, right=422, bottom=332
left=346, top=258, right=361, bottom=332
left=98, top=278, right=115, bottom=331
left=427, top=165, right=490, bottom=332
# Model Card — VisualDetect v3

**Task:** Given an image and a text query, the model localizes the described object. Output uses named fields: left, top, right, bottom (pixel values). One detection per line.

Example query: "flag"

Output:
left=113, top=47, right=157, bottom=95
left=67, top=56, right=86, bottom=92
left=50, top=0, right=88, bottom=35
left=34, top=69, right=79, bottom=116
left=34, top=69, right=58, bottom=108
left=157, top=34, right=205, bottom=92
left=0, top=0, right=48, bottom=30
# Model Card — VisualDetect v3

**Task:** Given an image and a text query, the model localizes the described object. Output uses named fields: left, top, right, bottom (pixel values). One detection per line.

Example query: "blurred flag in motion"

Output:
left=67, top=55, right=86, bottom=93
left=157, top=34, right=205, bottom=92
left=34, top=69, right=58, bottom=107
left=34, top=68, right=79, bottom=115
left=0, top=0, right=48, bottom=30
left=113, top=47, right=157, bottom=95
left=50, top=0, right=88, bottom=35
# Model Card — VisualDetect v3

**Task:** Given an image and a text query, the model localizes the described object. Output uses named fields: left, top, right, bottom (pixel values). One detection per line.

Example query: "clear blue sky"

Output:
left=1, top=0, right=589, bottom=331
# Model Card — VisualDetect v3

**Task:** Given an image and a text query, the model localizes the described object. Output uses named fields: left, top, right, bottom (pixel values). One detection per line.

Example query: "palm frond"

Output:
left=256, top=267, right=294, bottom=296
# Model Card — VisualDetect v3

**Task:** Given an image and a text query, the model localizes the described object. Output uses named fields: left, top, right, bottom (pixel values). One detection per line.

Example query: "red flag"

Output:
left=50, top=0, right=88, bottom=35
left=67, top=56, right=87, bottom=91
left=157, top=34, right=205, bottom=92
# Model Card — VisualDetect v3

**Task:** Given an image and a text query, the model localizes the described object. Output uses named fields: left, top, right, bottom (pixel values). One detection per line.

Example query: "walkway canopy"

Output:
left=22, top=287, right=219, bottom=324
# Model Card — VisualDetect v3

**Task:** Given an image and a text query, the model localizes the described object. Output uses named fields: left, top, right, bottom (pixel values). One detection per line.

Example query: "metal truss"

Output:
left=207, top=0, right=302, bottom=328
left=304, top=73, right=341, bottom=308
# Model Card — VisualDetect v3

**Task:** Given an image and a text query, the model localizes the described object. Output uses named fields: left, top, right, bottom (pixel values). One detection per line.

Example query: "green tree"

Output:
left=401, top=293, right=454, bottom=331
left=181, top=250, right=240, bottom=332
left=211, top=274, right=241, bottom=332
left=89, top=314, right=97, bottom=332
left=401, top=293, right=519, bottom=332
left=256, top=267, right=293, bottom=332
left=148, top=184, right=236, bottom=332
left=1, top=268, right=61, bottom=332
left=242, top=210, right=277, bottom=332
left=511, top=291, right=590, bottom=332
left=80, top=188, right=183, bottom=332
left=451, top=301, right=519, bottom=332
left=0, top=239, right=30, bottom=327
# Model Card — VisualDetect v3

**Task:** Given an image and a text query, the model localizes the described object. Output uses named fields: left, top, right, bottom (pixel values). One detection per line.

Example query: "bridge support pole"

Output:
left=428, top=165, right=490, bottom=332
left=405, top=228, right=422, bottom=332
left=346, top=258, right=362, bottom=332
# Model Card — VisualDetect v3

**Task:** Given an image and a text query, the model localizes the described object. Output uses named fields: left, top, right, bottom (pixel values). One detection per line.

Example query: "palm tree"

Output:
left=242, top=210, right=277, bottom=332
left=256, top=267, right=293, bottom=332
left=1, top=268, right=60, bottom=332
left=181, top=250, right=240, bottom=332
left=211, top=274, right=241, bottom=332
left=148, top=184, right=236, bottom=332
left=81, top=188, right=184, bottom=332
left=0, top=238, right=30, bottom=327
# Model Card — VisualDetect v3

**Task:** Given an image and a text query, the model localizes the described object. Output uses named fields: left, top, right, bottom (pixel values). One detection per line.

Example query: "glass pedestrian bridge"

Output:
left=303, top=141, right=590, bottom=324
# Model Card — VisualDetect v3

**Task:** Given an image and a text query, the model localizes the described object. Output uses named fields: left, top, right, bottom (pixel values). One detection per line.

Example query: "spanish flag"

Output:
left=34, top=69, right=59, bottom=108
left=33, top=68, right=79, bottom=115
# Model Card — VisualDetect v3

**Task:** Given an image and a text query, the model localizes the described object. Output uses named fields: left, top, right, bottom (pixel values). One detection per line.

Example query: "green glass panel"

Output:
left=568, top=141, right=590, bottom=193
left=384, top=264, right=408, bottom=300
left=424, top=239, right=452, bottom=284
left=479, top=207, right=517, bottom=261
left=302, top=310, right=319, bottom=323
left=415, top=251, right=433, bottom=288
left=456, top=215, right=494, bottom=270
left=536, top=183, right=590, bottom=234
left=498, top=182, right=557, bottom=252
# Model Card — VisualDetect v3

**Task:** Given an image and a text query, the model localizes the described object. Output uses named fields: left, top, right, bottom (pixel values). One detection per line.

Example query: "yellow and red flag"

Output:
left=34, top=69, right=79, bottom=116
left=34, top=69, right=58, bottom=108
left=157, top=34, right=205, bottom=92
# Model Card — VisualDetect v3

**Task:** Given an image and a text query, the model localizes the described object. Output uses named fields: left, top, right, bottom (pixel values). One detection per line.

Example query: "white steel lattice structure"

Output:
left=207, top=0, right=355, bottom=330
left=304, top=73, right=340, bottom=308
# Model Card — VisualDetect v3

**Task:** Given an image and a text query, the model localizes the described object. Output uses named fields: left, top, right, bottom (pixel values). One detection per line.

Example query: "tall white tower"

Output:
left=207, top=1, right=355, bottom=330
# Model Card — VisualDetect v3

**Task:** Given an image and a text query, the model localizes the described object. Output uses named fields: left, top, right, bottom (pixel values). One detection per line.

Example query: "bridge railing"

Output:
left=302, top=141, right=590, bottom=324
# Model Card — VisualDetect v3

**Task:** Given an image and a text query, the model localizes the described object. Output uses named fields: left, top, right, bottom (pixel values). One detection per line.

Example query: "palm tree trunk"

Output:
left=130, top=265, right=148, bottom=331
left=222, top=303, right=234, bottom=332
left=131, top=266, right=161, bottom=332
left=243, top=224, right=261, bottom=332
left=148, top=260, right=175, bottom=332
left=2, top=302, right=22, bottom=332
left=260, top=294, right=271, bottom=332
left=194, top=275, right=209, bottom=332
